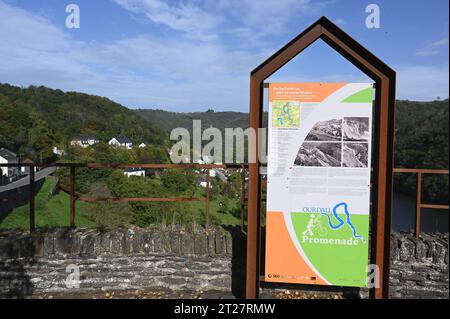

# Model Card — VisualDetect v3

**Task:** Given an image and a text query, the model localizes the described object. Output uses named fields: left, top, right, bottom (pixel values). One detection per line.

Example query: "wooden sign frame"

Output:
left=246, top=16, right=396, bottom=299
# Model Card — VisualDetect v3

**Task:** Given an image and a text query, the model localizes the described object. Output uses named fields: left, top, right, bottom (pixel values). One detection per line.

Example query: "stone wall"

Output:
left=0, top=226, right=245, bottom=298
left=0, top=226, right=447, bottom=299
left=389, top=232, right=448, bottom=298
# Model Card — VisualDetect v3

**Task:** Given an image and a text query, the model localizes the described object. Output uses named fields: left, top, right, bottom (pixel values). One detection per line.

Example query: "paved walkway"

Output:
left=0, top=167, right=56, bottom=193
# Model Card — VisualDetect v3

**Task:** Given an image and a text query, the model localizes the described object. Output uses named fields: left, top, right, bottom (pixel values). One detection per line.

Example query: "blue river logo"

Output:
left=321, top=202, right=366, bottom=243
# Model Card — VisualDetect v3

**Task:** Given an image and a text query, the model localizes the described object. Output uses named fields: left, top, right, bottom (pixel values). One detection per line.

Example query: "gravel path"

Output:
left=28, top=287, right=346, bottom=299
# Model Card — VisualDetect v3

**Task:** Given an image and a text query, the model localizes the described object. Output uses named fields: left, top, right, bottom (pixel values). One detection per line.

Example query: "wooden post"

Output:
left=70, top=166, right=76, bottom=228
left=372, top=77, right=396, bottom=299
left=205, top=169, right=210, bottom=231
left=246, top=76, right=263, bottom=299
left=241, top=164, right=246, bottom=233
left=29, top=164, right=35, bottom=232
left=415, top=173, right=422, bottom=238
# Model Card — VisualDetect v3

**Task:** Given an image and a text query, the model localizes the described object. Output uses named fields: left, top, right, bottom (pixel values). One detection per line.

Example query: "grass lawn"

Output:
left=0, top=176, right=95, bottom=229
left=209, top=198, right=242, bottom=226
left=183, top=187, right=242, bottom=227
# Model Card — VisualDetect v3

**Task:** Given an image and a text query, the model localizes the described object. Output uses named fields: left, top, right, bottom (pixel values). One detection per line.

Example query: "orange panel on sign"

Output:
left=269, top=83, right=346, bottom=102
left=264, top=211, right=327, bottom=285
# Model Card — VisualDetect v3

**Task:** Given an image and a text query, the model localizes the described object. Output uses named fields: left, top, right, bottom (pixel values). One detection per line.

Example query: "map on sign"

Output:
left=271, top=101, right=300, bottom=128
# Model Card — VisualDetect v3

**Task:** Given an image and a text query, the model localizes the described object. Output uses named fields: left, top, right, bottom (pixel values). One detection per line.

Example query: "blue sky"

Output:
left=0, top=0, right=448, bottom=111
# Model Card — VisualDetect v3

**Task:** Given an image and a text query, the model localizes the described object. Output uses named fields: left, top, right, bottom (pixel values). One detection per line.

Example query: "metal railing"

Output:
left=1, top=163, right=448, bottom=237
left=392, top=168, right=449, bottom=238
left=0, top=162, right=246, bottom=232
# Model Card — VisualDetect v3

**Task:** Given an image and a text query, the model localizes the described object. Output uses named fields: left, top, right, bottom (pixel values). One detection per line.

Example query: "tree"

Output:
left=161, top=169, right=196, bottom=195
left=85, top=182, right=133, bottom=229
left=28, top=111, right=55, bottom=162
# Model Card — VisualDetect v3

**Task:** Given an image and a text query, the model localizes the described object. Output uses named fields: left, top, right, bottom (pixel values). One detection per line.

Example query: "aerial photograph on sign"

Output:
left=294, top=142, right=342, bottom=167
left=343, top=117, right=370, bottom=141
left=305, top=119, right=343, bottom=141
left=343, top=143, right=369, bottom=168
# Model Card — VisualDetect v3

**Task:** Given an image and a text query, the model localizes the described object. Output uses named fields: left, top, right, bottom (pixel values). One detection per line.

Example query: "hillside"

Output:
left=137, top=100, right=448, bottom=169
left=0, top=83, right=167, bottom=162
left=394, top=99, right=449, bottom=202
left=137, top=108, right=269, bottom=133
left=0, top=83, right=447, bottom=201
left=137, top=100, right=449, bottom=201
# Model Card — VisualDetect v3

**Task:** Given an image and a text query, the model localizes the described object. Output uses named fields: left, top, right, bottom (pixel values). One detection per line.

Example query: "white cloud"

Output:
left=431, top=38, right=449, bottom=47
left=0, top=1, right=89, bottom=84
left=225, top=0, right=326, bottom=35
left=415, top=37, right=449, bottom=57
left=113, top=0, right=328, bottom=42
left=415, top=50, right=440, bottom=57
left=0, top=0, right=267, bottom=110
left=113, top=0, right=222, bottom=41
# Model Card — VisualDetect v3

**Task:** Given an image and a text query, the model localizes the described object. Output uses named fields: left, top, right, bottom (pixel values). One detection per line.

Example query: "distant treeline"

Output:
left=394, top=99, right=448, bottom=203
left=138, top=100, right=449, bottom=202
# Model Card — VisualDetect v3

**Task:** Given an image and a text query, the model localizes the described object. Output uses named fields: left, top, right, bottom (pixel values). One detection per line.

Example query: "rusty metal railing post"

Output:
left=70, top=165, right=76, bottom=228
left=415, top=173, right=422, bottom=238
left=29, top=164, right=35, bottom=232
left=246, top=76, right=263, bottom=299
left=241, top=164, right=246, bottom=234
left=205, top=168, right=210, bottom=231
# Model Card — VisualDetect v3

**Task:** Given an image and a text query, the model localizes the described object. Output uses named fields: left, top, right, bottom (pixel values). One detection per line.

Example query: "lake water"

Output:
left=392, top=192, right=449, bottom=233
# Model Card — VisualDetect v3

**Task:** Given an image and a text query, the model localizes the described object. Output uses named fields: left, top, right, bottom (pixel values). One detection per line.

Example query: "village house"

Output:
left=108, top=136, right=133, bottom=149
left=52, top=146, right=65, bottom=156
left=123, top=167, right=145, bottom=177
left=138, top=142, right=148, bottom=148
left=20, top=158, right=36, bottom=175
left=197, top=177, right=212, bottom=188
left=70, top=135, right=99, bottom=148
left=0, top=148, right=19, bottom=184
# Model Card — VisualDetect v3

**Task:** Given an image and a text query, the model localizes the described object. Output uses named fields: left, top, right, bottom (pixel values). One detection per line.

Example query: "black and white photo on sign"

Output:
left=343, top=142, right=369, bottom=168
left=305, top=118, right=342, bottom=141
left=343, top=117, right=370, bottom=141
left=294, top=142, right=341, bottom=167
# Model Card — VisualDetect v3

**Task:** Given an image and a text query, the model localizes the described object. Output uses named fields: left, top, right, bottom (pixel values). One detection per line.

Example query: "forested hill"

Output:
left=137, top=100, right=449, bottom=171
left=394, top=99, right=448, bottom=170
left=0, top=83, right=167, bottom=161
left=138, top=100, right=449, bottom=202
left=1, top=82, right=447, bottom=174
left=394, top=99, right=448, bottom=202
left=137, top=108, right=269, bottom=133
